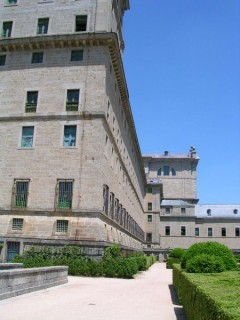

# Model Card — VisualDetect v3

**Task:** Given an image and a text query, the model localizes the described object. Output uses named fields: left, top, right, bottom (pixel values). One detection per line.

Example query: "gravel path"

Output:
left=0, top=263, right=186, bottom=320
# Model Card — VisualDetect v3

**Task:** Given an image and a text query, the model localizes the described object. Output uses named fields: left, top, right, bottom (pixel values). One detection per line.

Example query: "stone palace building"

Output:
left=0, top=0, right=239, bottom=261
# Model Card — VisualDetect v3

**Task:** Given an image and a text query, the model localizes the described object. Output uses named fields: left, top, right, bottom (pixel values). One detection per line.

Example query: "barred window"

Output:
left=56, top=220, right=68, bottom=233
left=148, top=202, right=152, bottom=211
left=57, top=180, right=73, bottom=209
left=147, top=215, right=152, bottom=222
left=12, top=218, right=23, bottom=230
left=13, top=180, right=29, bottom=208
left=195, top=227, right=199, bottom=236
left=109, top=192, right=114, bottom=219
left=208, top=227, right=213, bottom=237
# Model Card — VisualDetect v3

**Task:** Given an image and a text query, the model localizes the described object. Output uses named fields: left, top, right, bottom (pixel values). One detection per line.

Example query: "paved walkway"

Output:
left=0, top=263, right=186, bottom=320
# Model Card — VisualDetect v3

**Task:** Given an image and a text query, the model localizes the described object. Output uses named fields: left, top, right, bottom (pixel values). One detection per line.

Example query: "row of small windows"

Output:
left=158, top=166, right=176, bottom=176
left=20, top=125, right=77, bottom=148
left=5, top=89, right=81, bottom=113
left=11, top=217, right=69, bottom=233
left=163, top=207, right=186, bottom=214
left=0, top=50, right=84, bottom=67
left=1, top=15, right=87, bottom=38
left=13, top=179, right=73, bottom=209
left=103, top=185, right=144, bottom=241
left=164, top=226, right=240, bottom=237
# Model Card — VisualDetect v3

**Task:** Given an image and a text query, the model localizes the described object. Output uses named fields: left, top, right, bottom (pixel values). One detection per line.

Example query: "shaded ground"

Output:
left=0, top=262, right=186, bottom=320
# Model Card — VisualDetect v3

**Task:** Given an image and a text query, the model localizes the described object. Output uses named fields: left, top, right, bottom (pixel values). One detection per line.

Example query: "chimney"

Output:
left=164, top=151, right=169, bottom=156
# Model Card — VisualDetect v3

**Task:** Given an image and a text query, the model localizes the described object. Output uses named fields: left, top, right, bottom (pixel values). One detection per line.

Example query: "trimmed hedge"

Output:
left=173, top=264, right=239, bottom=320
left=186, top=254, right=225, bottom=273
left=166, top=257, right=181, bottom=269
left=169, top=248, right=185, bottom=259
left=13, top=245, right=156, bottom=279
left=181, top=242, right=237, bottom=271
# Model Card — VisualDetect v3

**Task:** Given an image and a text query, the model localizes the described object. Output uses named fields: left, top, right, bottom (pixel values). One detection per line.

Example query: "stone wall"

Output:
left=0, top=266, right=68, bottom=300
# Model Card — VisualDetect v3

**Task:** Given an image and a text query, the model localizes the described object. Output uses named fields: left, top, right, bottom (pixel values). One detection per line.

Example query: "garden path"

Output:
left=0, top=262, right=186, bottom=320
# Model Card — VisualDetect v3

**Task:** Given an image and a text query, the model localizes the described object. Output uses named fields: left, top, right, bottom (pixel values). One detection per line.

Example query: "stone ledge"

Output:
left=0, top=263, right=24, bottom=270
left=0, top=266, right=68, bottom=300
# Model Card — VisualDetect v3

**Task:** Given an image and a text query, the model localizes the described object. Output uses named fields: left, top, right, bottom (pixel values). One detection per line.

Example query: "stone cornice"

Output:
left=0, top=32, right=146, bottom=185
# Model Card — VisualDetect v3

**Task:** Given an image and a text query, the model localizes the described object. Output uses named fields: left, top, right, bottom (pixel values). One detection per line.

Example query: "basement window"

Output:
left=56, top=220, right=68, bottom=233
left=12, top=218, right=24, bottom=230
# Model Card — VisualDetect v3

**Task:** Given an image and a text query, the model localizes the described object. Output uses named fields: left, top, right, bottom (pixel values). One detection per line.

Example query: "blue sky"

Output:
left=123, top=0, right=240, bottom=204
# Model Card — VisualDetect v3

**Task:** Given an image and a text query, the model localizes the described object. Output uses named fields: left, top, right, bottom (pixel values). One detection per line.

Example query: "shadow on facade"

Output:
left=168, top=284, right=187, bottom=320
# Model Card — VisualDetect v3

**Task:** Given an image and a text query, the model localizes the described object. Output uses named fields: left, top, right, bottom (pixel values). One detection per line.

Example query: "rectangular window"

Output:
left=6, top=0, right=17, bottom=4
left=0, top=55, right=6, bottom=66
left=163, top=166, right=170, bottom=176
left=103, top=184, right=109, bottom=215
left=147, top=187, right=152, bottom=193
left=2, top=21, right=13, bottom=38
left=12, top=218, right=23, bottom=230
left=181, top=208, right=186, bottom=214
left=66, top=89, right=79, bottom=111
left=208, top=227, right=213, bottom=237
left=63, top=125, right=76, bottom=147
left=32, top=52, right=44, bottom=64
left=21, top=127, right=34, bottom=148
left=71, top=50, right=83, bottom=61
left=25, top=91, right=38, bottom=112
left=221, top=228, right=226, bottom=237
left=165, top=226, right=170, bottom=236
left=37, top=18, right=49, bottom=34
left=146, top=233, right=152, bottom=243
left=75, top=15, right=87, bottom=32
left=235, top=228, right=240, bottom=237
left=13, top=180, right=29, bottom=208
left=195, top=227, right=199, bottom=236
left=147, top=215, right=152, bottom=222
left=56, top=220, right=68, bottom=233
left=165, top=207, right=171, bottom=214
left=181, top=226, right=186, bottom=236
left=57, top=180, right=73, bottom=209
left=147, top=202, right=152, bottom=211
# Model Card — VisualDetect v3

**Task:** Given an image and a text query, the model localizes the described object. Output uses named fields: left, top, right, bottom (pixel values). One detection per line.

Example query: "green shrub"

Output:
left=169, top=248, right=185, bottom=259
left=186, top=254, right=226, bottom=273
left=181, top=242, right=237, bottom=271
left=166, top=257, right=181, bottom=269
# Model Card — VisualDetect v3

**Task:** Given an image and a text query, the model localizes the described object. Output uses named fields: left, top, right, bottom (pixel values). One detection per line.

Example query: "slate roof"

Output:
left=195, top=205, right=240, bottom=219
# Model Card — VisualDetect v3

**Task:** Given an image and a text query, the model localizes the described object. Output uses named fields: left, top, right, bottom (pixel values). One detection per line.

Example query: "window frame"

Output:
left=195, top=227, right=199, bottom=237
left=2, top=21, right=13, bottom=38
left=12, top=218, right=24, bottom=231
left=31, top=52, right=44, bottom=64
left=208, top=227, right=213, bottom=237
left=181, top=226, right=186, bottom=236
left=71, top=50, right=84, bottom=62
left=147, top=215, right=152, bottom=223
left=146, top=232, right=152, bottom=243
left=66, top=89, right=80, bottom=111
left=12, top=179, right=30, bottom=208
left=0, top=54, right=6, bottom=66
left=221, top=227, right=226, bottom=237
left=147, top=202, right=152, bottom=211
left=21, top=126, right=34, bottom=148
left=163, top=166, right=170, bottom=176
left=75, top=15, right=88, bottom=32
left=37, top=18, right=49, bottom=35
left=235, top=228, right=240, bottom=237
left=165, top=226, right=170, bottom=236
left=56, top=180, right=73, bottom=210
left=25, top=91, right=38, bottom=112
left=56, top=220, right=69, bottom=233
left=63, top=125, right=77, bottom=147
